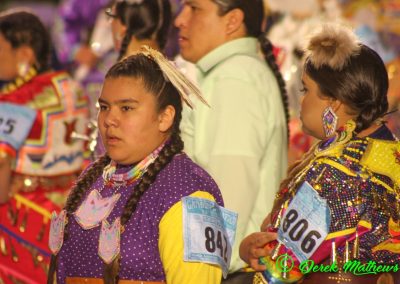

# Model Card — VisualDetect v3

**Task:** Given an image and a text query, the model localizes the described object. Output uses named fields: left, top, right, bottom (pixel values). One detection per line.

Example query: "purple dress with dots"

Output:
left=56, top=153, right=223, bottom=282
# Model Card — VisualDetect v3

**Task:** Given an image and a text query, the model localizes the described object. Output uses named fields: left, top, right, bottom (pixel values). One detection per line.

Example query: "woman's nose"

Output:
left=103, top=109, right=119, bottom=128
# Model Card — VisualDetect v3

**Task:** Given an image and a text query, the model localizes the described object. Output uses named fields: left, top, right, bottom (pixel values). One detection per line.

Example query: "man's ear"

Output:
left=158, top=105, right=175, bottom=132
left=119, top=24, right=127, bottom=40
left=225, top=8, right=245, bottom=35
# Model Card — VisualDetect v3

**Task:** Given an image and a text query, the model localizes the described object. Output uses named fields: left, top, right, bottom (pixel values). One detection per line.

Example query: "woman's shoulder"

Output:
left=151, top=153, right=222, bottom=203
left=315, top=126, right=399, bottom=187
left=1, top=70, right=85, bottom=107
left=160, top=153, right=218, bottom=187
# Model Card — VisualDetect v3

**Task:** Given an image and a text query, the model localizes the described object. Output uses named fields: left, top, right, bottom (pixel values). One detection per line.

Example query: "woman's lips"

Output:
left=105, top=135, right=121, bottom=145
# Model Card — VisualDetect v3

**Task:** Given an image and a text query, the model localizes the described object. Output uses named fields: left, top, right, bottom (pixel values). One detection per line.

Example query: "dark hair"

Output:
left=115, top=0, right=172, bottom=60
left=47, top=54, right=184, bottom=284
left=212, top=0, right=290, bottom=139
left=0, top=11, right=51, bottom=72
left=213, top=0, right=263, bottom=37
left=304, top=45, right=389, bottom=133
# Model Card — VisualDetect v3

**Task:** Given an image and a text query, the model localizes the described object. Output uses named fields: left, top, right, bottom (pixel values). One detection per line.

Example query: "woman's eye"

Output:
left=99, top=105, right=108, bottom=111
left=299, top=87, right=307, bottom=94
left=121, top=106, right=133, bottom=112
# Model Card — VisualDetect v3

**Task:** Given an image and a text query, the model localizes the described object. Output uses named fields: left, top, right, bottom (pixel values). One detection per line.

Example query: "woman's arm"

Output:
left=158, top=191, right=223, bottom=284
left=0, top=153, right=12, bottom=203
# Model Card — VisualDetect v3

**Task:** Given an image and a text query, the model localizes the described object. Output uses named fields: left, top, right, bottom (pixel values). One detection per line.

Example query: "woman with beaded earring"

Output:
left=47, top=48, right=237, bottom=284
left=0, top=10, right=89, bottom=284
left=106, top=0, right=172, bottom=60
left=239, top=23, right=400, bottom=284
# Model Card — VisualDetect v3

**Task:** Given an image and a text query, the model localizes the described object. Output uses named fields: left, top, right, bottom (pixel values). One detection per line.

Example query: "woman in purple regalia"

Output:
left=47, top=47, right=235, bottom=284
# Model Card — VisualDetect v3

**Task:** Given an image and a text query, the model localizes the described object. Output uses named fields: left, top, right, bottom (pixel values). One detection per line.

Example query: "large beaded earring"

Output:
left=17, top=62, right=30, bottom=77
left=322, top=106, right=338, bottom=137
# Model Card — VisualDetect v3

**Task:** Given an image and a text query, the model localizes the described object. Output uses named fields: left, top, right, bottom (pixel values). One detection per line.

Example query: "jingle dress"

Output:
left=56, top=153, right=225, bottom=283
left=255, top=123, right=400, bottom=283
left=0, top=70, right=89, bottom=284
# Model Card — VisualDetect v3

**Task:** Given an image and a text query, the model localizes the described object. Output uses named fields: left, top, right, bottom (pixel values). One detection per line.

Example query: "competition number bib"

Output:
left=0, top=103, right=36, bottom=150
left=278, top=182, right=331, bottom=262
left=182, top=196, right=238, bottom=278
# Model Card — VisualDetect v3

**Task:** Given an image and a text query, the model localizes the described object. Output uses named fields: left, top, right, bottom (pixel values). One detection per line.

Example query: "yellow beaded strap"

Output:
left=314, top=120, right=356, bottom=158
left=360, top=138, right=400, bottom=187
left=1, top=66, right=37, bottom=94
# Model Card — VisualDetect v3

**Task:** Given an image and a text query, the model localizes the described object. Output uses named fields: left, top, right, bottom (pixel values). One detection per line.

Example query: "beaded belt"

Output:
left=11, top=172, right=80, bottom=193
left=66, top=278, right=165, bottom=284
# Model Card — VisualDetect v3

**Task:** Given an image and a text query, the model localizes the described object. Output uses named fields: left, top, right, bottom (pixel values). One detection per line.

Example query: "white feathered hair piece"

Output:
left=140, top=45, right=209, bottom=109
left=305, top=24, right=361, bottom=70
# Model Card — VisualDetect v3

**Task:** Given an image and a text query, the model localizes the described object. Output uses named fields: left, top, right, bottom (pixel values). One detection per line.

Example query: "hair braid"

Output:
left=47, top=155, right=111, bottom=283
left=258, top=34, right=290, bottom=141
left=103, top=134, right=184, bottom=283
left=118, top=32, right=132, bottom=61
left=65, top=155, right=111, bottom=213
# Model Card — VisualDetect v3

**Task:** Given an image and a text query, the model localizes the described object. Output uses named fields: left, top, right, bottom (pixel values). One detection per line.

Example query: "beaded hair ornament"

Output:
left=139, top=45, right=210, bottom=109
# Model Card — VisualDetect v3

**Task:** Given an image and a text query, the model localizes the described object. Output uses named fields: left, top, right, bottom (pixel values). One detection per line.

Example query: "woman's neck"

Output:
left=356, top=122, right=383, bottom=138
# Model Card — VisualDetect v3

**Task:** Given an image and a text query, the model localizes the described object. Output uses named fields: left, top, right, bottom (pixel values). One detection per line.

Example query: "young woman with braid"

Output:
left=0, top=11, right=88, bottom=284
left=240, top=24, right=400, bottom=284
left=106, top=0, right=172, bottom=60
left=47, top=49, right=235, bottom=283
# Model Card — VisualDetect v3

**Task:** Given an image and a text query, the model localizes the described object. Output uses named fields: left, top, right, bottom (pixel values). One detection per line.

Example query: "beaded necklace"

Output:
left=50, top=142, right=167, bottom=263
left=102, top=142, right=164, bottom=187
left=74, top=142, right=166, bottom=230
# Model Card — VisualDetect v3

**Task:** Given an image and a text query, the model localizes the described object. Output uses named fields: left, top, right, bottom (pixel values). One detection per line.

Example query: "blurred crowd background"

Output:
left=1, top=0, right=399, bottom=162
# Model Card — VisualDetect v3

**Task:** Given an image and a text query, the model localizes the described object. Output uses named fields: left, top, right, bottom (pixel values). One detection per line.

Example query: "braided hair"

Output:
left=114, top=0, right=172, bottom=60
left=259, top=35, right=290, bottom=140
left=0, top=10, right=51, bottom=73
left=212, top=0, right=290, bottom=140
left=48, top=54, right=184, bottom=284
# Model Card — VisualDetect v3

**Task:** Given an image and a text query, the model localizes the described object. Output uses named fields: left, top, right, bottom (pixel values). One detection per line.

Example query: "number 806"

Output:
left=282, top=209, right=322, bottom=254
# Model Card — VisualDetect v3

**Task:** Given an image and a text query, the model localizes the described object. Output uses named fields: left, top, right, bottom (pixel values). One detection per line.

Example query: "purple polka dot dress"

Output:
left=56, top=153, right=223, bottom=283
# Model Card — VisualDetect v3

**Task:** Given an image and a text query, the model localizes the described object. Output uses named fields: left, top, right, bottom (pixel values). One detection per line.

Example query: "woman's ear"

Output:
left=158, top=105, right=175, bottom=132
left=15, top=45, right=35, bottom=66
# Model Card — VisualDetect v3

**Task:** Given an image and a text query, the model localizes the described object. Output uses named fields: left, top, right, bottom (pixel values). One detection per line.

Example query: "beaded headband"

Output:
left=139, top=45, right=209, bottom=109
left=305, top=24, right=361, bottom=70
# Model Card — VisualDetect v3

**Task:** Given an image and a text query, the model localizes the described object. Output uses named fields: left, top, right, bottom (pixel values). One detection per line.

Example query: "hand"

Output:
left=239, top=231, right=277, bottom=271
left=74, top=45, right=98, bottom=68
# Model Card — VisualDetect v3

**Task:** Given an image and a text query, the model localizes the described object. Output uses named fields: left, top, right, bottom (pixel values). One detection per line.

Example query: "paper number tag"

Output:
left=278, top=181, right=331, bottom=262
left=182, top=196, right=238, bottom=278
left=0, top=103, right=36, bottom=150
